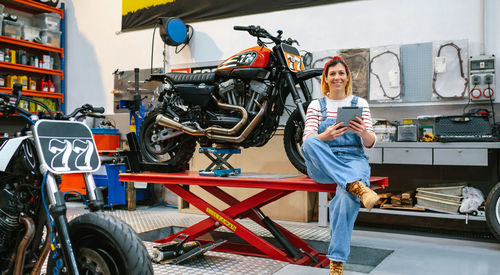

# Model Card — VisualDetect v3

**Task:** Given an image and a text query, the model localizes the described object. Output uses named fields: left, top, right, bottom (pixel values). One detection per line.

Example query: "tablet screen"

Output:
left=336, top=107, right=363, bottom=133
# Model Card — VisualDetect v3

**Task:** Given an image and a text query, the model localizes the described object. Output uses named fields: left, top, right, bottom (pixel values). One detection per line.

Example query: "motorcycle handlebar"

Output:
left=0, top=88, right=105, bottom=124
left=233, top=25, right=282, bottom=44
left=92, top=107, right=105, bottom=114
left=233, top=25, right=252, bottom=31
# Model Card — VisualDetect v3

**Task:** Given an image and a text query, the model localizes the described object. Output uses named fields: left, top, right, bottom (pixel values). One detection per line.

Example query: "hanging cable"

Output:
left=370, top=50, right=402, bottom=100
left=41, top=171, right=56, bottom=248
left=175, top=25, right=194, bottom=54
left=151, top=22, right=159, bottom=74
left=432, top=42, right=469, bottom=99
left=463, top=84, right=475, bottom=115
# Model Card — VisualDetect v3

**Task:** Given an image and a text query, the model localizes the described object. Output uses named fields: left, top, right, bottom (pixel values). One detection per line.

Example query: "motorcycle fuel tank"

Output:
left=216, top=46, right=271, bottom=80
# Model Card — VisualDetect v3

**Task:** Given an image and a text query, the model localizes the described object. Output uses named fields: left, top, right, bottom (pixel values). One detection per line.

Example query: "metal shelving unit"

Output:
left=1, top=0, right=65, bottom=112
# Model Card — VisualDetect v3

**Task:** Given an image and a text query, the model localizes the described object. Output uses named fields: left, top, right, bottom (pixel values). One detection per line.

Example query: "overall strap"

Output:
left=351, top=96, right=359, bottom=107
left=319, top=97, right=328, bottom=120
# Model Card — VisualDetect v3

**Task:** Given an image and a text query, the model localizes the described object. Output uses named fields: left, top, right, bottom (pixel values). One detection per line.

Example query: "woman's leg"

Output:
left=327, top=185, right=361, bottom=262
left=301, top=136, right=362, bottom=187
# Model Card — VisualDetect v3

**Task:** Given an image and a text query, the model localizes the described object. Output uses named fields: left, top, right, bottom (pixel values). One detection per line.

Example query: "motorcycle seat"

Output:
left=164, top=72, right=217, bottom=84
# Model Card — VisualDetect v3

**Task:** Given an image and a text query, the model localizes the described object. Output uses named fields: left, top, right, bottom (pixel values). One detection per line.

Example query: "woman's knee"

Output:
left=332, top=187, right=360, bottom=207
left=302, top=136, right=324, bottom=153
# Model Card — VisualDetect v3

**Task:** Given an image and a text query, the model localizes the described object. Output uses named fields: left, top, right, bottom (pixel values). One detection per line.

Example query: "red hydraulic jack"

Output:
left=119, top=172, right=388, bottom=267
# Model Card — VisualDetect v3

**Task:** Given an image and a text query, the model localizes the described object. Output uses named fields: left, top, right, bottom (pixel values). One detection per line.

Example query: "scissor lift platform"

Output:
left=119, top=171, right=388, bottom=267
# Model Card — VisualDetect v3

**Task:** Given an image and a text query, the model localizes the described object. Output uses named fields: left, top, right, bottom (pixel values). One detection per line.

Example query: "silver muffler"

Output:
left=155, top=100, right=268, bottom=143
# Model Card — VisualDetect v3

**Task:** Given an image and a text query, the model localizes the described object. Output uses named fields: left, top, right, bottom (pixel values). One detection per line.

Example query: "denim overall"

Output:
left=301, top=96, right=371, bottom=262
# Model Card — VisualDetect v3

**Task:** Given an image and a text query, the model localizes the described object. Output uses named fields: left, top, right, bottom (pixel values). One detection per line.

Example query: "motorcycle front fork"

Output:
left=44, top=172, right=105, bottom=275
left=283, top=72, right=310, bottom=122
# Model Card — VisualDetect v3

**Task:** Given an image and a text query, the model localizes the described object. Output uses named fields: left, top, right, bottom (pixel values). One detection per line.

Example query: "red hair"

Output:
left=321, top=56, right=352, bottom=96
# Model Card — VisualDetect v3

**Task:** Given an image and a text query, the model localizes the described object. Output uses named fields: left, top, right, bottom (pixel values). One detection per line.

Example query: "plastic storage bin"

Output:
left=40, top=29, right=61, bottom=47
left=3, top=20, right=22, bottom=39
left=22, top=25, right=41, bottom=42
left=33, top=13, right=61, bottom=31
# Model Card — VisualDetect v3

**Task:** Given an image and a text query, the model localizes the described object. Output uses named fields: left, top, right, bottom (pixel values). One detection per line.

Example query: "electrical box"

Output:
left=469, top=55, right=495, bottom=101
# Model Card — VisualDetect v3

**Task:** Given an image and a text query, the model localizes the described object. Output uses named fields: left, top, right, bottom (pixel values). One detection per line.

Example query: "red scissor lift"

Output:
left=120, top=171, right=388, bottom=267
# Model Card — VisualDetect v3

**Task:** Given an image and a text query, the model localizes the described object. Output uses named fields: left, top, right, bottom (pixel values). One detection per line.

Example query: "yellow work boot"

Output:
left=346, top=181, right=379, bottom=211
left=330, top=261, right=343, bottom=275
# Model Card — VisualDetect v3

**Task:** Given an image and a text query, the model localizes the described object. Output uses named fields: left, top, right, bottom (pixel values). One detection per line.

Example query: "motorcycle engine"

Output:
left=0, top=181, right=28, bottom=256
left=218, top=79, right=272, bottom=114
left=0, top=140, right=38, bottom=267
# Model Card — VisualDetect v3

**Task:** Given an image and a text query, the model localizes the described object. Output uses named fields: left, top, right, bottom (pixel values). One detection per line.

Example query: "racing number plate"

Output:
left=33, top=120, right=100, bottom=174
left=281, top=43, right=305, bottom=72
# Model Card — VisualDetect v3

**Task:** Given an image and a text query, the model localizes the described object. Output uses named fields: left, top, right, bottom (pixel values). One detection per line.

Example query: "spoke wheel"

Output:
left=47, top=213, right=153, bottom=275
left=138, top=108, right=196, bottom=171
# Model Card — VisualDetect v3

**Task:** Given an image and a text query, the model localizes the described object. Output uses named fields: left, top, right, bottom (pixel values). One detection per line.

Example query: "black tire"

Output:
left=47, top=213, right=153, bottom=275
left=284, top=105, right=308, bottom=174
left=486, top=182, right=500, bottom=241
left=138, top=108, right=196, bottom=171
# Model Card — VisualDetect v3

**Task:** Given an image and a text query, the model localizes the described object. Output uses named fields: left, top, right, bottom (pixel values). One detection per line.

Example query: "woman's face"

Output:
left=325, top=63, right=348, bottom=94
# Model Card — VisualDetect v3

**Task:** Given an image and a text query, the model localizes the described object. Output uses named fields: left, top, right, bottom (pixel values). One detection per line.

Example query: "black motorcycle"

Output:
left=0, top=84, right=153, bottom=275
left=141, top=25, right=322, bottom=173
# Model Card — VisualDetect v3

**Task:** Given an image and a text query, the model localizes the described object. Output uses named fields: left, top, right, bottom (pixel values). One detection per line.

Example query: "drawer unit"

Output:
left=366, top=147, right=382, bottom=164
left=383, top=148, right=432, bottom=165
left=433, top=148, right=488, bottom=166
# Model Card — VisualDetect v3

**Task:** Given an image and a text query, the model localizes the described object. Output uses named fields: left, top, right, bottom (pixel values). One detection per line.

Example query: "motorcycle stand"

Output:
left=198, top=147, right=241, bottom=177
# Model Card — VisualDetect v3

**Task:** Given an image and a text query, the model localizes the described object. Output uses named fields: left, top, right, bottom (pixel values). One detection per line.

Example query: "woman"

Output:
left=301, top=56, right=379, bottom=275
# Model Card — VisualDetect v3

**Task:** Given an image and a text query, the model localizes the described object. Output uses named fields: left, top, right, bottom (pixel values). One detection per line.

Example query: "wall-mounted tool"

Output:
left=469, top=55, right=495, bottom=101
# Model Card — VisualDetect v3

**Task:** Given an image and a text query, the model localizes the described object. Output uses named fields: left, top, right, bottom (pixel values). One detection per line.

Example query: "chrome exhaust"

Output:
left=15, top=215, right=35, bottom=275
left=155, top=100, right=268, bottom=143
left=156, top=97, right=248, bottom=137
left=207, top=100, right=267, bottom=143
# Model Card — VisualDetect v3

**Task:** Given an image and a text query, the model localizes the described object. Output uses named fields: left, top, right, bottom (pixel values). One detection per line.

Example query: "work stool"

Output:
left=198, top=147, right=241, bottom=176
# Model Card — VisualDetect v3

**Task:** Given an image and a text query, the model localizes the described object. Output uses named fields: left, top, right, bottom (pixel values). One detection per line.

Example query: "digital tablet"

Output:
left=336, top=106, right=363, bottom=133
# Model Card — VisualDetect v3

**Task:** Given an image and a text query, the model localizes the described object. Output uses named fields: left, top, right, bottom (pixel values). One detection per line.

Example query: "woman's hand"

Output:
left=348, top=116, right=368, bottom=136
left=349, top=116, right=375, bottom=147
left=318, top=122, right=348, bottom=141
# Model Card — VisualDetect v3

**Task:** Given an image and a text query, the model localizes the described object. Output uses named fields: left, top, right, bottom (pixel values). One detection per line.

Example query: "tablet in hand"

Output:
left=336, top=107, right=363, bottom=134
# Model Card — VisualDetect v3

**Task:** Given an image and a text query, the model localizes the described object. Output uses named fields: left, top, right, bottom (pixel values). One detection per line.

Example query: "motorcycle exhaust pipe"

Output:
left=156, top=97, right=249, bottom=136
left=31, top=221, right=52, bottom=275
left=156, top=100, right=267, bottom=143
left=207, top=100, right=267, bottom=143
left=15, top=215, right=35, bottom=275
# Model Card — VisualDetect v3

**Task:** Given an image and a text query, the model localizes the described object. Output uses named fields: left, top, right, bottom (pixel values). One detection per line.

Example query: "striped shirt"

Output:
left=303, top=95, right=376, bottom=148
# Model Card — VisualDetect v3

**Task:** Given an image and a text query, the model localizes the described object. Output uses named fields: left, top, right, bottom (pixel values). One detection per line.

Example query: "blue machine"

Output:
left=93, top=164, right=149, bottom=207
left=198, top=147, right=241, bottom=177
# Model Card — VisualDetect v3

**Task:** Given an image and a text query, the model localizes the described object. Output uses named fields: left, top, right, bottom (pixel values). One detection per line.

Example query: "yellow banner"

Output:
left=122, top=0, right=176, bottom=15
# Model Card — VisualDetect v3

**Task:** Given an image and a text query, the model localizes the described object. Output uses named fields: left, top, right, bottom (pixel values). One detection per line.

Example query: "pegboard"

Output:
left=401, top=43, right=433, bottom=102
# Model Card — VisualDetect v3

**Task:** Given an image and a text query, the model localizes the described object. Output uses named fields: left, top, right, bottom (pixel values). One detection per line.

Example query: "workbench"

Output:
left=119, top=171, right=388, bottom=266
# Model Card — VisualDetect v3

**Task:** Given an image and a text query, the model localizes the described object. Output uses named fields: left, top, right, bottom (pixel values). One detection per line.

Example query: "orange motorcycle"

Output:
left=142, top=25, right=322, bottom=173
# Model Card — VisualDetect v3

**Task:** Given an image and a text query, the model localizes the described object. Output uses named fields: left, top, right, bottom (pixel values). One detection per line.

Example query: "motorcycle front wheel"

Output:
left=138, top=108, right=196, bottom=171
left=47, top=213, right=153, bottom=275
left=284, top=106, right=308, bottom=174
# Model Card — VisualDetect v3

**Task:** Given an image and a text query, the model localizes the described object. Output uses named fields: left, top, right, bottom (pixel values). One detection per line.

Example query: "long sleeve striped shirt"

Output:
left=302, top=95, right=376, bottom=148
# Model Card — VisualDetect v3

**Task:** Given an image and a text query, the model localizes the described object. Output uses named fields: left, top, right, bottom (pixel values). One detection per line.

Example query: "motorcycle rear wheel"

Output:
left=284, top=106, right=308, bottom=174
left=138, top=108, right=196, bottom=171
left=46, top=213, right=153, bottom=275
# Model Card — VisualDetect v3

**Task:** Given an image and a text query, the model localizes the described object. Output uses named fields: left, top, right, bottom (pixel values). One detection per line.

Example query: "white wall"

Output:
left=65, top=0, right=499, bottom=114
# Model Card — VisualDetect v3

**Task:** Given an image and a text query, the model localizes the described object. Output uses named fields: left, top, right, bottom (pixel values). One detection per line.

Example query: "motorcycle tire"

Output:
left=138, top=108, right=196, bottom=171
left=47, top=213, right=153, bottom=275
left=486, top=182, right=500, bottom=241
left=284, top=105, right=309, bottom=174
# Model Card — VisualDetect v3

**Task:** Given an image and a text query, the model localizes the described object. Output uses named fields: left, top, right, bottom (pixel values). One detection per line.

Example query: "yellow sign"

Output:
left=206, top=208, right=237, bottom=231
left=122, top=0, right=176, bottom=15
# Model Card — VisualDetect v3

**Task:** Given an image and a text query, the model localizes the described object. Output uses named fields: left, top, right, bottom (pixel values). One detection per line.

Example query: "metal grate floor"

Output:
left=43, top=204, right=330, bottom=274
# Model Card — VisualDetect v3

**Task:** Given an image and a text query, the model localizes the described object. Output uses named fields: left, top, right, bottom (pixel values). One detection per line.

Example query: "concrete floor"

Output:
left=64, top=202, right=500, bottom=275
